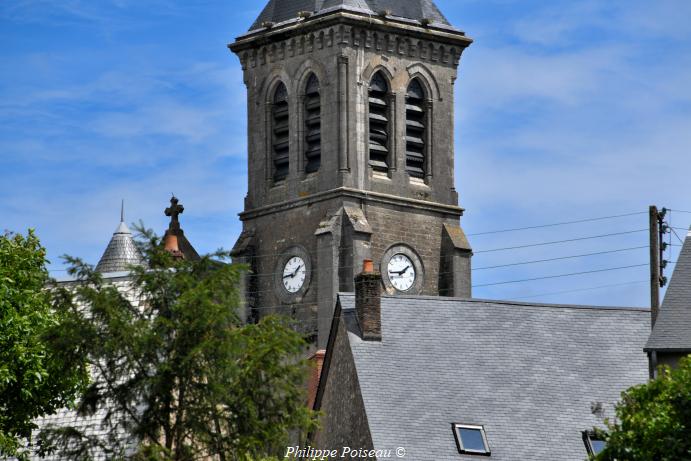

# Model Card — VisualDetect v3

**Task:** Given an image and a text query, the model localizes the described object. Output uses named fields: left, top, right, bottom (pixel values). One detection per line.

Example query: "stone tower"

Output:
left=230, top=0, right=473, bottom=347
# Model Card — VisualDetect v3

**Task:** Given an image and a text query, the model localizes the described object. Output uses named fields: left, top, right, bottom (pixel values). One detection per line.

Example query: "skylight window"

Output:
left=453, top=424, right=491, bottom=456
left=582, top=431, right=606, bottom=456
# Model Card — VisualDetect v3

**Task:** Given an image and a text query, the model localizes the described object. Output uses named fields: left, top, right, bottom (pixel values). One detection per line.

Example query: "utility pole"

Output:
left=650, top=206, right=660, bottom=324
left=649, top=206, right=669, bottom=328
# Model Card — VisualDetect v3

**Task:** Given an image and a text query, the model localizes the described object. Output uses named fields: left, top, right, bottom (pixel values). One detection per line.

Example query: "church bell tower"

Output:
left=230, top=0, right=473, bottom=347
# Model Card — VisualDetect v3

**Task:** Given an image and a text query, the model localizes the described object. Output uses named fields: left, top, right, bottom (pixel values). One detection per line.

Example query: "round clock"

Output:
left=282, top=256, right=306, bottom=293
left=381, top=244, right=424, bottom=295
left=387, top=253, right=416, bottom=292
left=274, top=246, right=312, bottom=302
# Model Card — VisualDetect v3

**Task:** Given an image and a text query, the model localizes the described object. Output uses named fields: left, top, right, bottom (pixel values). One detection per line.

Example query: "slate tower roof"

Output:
left=95, top=203, right=145, bottom=274
left=250, top=0, right=453, bottom=31
left=646, top=227, right=691, bottom=352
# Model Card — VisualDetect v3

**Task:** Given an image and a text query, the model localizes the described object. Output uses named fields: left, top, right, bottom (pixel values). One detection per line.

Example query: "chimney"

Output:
left=307, top=349, right=326, bottom=410
left=355, top=259, right=382, bottom=341
left=163, top=234, right=184, bottom=259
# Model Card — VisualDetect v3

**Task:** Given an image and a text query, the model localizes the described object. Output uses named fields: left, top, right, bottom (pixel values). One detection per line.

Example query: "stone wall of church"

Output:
left=234, top=18, right=469, bottom=212
left=241, top=197, right=345, bottom=340
left=365, top=202, right=461, bottom=296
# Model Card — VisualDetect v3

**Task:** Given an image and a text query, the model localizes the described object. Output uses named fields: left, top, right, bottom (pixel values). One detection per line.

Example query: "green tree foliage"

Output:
left=593, top=355, right=691, bottom=461
left=0, top=230, right=89, bottom=459
left=39, top=227, right=316, bottom=461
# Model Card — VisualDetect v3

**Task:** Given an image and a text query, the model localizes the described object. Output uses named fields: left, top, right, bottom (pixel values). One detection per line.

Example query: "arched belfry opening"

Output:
left=272, top=82, right=289, bottom=182
left=405, top=79, right=427, bottom=179
left=304, top=74, right=321, bottom=174
left=368, top=71, right=390, bottom=174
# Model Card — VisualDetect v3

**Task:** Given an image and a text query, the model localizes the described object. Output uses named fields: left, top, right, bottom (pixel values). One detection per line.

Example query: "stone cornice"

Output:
left=239, top=187, right=465, bottom=221
left=229, top=10, right=472, bottom=69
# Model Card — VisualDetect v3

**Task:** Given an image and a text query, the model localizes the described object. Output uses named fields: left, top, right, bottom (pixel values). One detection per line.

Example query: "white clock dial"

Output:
left=282, top=256, right=306, bottom=293
left=387, top=254, right=416, bottom=292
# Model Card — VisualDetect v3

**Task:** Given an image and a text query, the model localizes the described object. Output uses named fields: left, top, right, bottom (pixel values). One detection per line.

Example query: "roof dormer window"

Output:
left=582, top=431, right=606, bottom=456
left=453, top=424, right=491, bottom=456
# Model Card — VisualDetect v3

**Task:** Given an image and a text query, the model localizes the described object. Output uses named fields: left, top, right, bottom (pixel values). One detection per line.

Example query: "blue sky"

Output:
left=2, top=0, right=691, bottom=307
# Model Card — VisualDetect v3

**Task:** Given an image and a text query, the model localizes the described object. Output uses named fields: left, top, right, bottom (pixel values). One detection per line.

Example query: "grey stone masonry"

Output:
left=229, top=1, right=474, bottom=347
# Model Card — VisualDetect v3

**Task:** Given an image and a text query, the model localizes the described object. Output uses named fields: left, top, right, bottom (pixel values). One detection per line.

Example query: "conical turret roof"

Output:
left=250, top=0, right=453, bottom=31
left=95, top=204, right=146, bottom=274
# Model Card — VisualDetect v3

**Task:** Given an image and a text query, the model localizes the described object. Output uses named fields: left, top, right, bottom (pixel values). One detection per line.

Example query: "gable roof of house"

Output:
left=330, top=294, right=650, bottom=461
left=249, top=0, right=453, bottom=31
left=646, top=227, right=691, bottom=351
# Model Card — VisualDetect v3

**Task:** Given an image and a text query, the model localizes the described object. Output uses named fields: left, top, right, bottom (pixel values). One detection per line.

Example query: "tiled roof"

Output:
left=338, top=294, right=650, bottom=460
left=250, top=0, right=453, bottom=31
left=646, top=228, right=691, bottom=351
left=95, top=221, right=145, bottom=274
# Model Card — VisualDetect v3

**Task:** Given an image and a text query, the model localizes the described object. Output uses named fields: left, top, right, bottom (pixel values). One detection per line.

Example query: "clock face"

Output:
left=387, top=253, right=416, bottom=292
left=282, top=256, right=306, bottom=293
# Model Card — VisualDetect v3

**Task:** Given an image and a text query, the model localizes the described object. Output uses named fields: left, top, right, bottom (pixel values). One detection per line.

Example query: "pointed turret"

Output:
left=646, top=226, right=691, bottom=369
left=95, top=202, right=146, bottom=273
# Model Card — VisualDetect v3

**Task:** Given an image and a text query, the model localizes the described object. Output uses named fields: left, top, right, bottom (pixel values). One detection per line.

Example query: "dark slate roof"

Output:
left=95, top=221, right=145, bottom=274
left=646, top=228, right=691, bottom=351
left=250, top=0, right=452, bottom=31
left=337, top=294, right=650, bottom=461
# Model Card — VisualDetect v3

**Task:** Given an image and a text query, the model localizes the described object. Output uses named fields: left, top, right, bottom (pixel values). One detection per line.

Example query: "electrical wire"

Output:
left=467, top=211, right=646, bottom=237
left=513, top=280, right=649, bottom=300
left=472, top=246, right=648, bottom=271
left=474, top=229, right=647, bottom=254
left=472, top=263, right=648, bottom=288
left=671, top=227, right=686, bottom=244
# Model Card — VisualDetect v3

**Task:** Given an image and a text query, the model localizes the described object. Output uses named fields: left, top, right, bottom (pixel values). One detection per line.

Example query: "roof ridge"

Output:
left=337, top=292, right=649, bottom=312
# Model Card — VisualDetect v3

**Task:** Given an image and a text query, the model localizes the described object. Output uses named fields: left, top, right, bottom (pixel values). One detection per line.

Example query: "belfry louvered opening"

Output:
left=405, top=79, right=427, bottom=179
left=304, top=74, right=321, bottom=173
left=368, top=72, right=390, bottom=173
left=272, top=82, right=290, bottom=182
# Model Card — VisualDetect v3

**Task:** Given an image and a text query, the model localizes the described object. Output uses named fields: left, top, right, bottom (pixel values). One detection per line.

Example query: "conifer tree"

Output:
left=39, top=227, right=316, bottom=461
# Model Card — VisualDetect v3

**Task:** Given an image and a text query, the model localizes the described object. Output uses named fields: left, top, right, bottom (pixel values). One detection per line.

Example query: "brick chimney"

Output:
left=307, top=349, right=326, bottom=410
left=163, top=233, right=184, bottom=260
left=355, top=259, right=382, bottom=341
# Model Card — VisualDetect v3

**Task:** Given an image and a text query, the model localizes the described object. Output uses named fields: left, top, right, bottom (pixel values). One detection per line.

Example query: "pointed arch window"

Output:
left=368, top=72, right=390, bottom=173
left=304, top=74, right=321, bottom=173
left=272, top=82, right=290, bottom=182
left=405, top=79, right=427, bottom=179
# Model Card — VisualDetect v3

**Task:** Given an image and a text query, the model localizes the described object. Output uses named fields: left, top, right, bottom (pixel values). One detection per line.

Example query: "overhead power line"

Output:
left=468, top=211, right=646, bottom=237
left=474, top=229, right=647, bottom=254
left=473, top=263, right=648, bottom=288
left=473, top=246, right=648, bottom=271
left=514, top=280, right=649, bottom=300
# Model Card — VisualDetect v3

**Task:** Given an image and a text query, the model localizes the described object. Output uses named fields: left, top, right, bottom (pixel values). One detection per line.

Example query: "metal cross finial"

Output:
left=165, top=195, right=184, bottom=227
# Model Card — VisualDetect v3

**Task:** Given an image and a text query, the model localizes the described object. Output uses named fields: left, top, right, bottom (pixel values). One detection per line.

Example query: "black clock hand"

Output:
left=283, top=265, right=303, bottom=279
left=389, top=266, right=411, bottom=276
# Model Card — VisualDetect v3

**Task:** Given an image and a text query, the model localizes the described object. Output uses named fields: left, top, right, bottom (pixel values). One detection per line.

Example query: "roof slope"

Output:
left=95, top=221, right=145, bottom=274
left=338, top=294, right=650, bottom=461
left=250, top=0, right=452, bottom=31
left=647, top=228, right=691, bottom=351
